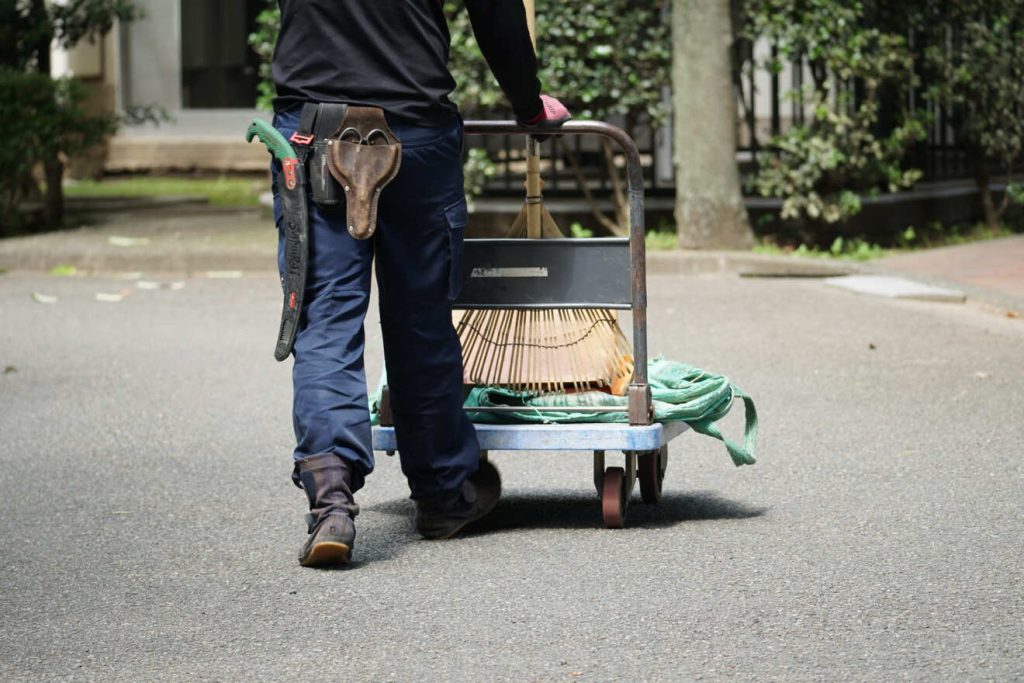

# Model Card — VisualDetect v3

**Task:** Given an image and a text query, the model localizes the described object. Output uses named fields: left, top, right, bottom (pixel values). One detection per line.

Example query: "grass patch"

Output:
left=64, top=175, right=263, bottom=207
left=645, top=230, right=678, bottom=251
left=758, top=220, right=1022, bottom=262
left=756, top=238, right=888, bottom=261
left=902, top=221, right=1016, bottom=249
left=570, top=222, right=679, bottom=250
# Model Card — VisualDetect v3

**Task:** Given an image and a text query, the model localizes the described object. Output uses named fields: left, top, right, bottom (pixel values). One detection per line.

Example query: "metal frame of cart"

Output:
left=373, top=120, right=690, bottom=528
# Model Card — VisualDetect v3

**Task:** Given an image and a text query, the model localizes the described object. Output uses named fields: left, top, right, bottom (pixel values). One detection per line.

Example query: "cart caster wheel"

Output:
left=601, top=467, right=628, bottom=528
left=638, top=445, right=668, bottom=504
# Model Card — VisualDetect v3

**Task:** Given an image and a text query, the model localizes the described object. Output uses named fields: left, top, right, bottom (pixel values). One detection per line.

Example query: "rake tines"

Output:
left=455, top=308, right=634, bottom=396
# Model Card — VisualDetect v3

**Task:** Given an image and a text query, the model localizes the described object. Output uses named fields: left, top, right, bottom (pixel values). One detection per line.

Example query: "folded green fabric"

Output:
left=371, top=357, right=758, bottom=466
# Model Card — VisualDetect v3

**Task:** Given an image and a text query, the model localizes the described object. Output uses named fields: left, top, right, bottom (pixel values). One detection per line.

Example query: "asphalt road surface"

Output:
left=1, top=270, right=1022, bottom=681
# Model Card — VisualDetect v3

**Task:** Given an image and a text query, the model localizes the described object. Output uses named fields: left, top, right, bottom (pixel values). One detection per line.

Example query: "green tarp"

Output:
left=371, top=357, right=758, bottom=467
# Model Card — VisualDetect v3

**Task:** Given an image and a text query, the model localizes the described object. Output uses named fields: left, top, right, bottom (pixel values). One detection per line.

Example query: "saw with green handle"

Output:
left=246, top=117, right=309, bottom=361
left=246, top=119, right=295, bottom=161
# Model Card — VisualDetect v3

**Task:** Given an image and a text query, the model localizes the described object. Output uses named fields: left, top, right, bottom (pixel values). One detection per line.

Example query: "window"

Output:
left=180, top=0, right=263, bottom=108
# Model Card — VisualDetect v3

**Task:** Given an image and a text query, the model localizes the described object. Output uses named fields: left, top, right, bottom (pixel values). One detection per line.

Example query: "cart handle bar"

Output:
left=462, top=120, right=645, bottom=203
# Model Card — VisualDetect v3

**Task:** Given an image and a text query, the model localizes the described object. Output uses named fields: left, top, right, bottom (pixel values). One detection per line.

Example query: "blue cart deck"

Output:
left=372, top=420, right=689, bottom=453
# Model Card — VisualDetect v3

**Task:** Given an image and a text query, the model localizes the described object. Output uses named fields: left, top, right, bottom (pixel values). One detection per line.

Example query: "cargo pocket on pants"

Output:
left=443, top=198, right=468, bottom=302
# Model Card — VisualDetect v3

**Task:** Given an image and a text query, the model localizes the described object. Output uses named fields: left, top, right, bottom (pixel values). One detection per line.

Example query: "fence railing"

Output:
left=467, top=113, right=673, bottom=198
left=469, top=37, right=1021, bottom=198
left=732, top=38, right=992, bottom=184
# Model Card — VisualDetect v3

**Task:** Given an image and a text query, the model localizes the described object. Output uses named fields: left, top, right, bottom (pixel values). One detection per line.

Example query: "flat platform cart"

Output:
left=373, top=121, right=690, bottom=528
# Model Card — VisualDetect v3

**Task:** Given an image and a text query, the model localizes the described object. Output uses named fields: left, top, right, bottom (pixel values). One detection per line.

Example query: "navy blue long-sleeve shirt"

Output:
left=272, top=0, right=543, bottom=126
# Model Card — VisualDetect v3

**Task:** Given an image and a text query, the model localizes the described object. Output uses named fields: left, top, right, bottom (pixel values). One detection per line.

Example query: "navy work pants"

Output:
left=271, top=107, right=480, bottom=499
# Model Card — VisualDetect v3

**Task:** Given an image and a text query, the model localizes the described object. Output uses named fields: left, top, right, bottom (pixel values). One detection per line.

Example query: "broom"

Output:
left=453, top=1, right=634, bottom=396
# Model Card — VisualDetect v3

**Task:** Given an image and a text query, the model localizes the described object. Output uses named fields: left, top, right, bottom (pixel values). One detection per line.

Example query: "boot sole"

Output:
left=299, top=541, right=351, bottom=567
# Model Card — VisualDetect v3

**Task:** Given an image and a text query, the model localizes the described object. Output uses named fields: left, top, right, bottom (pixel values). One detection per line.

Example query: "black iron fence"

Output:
left=467, top=112, right=673, bottom=198
left=470, top=36, right=1021, bottom=198
left=731, top=41, right=982, bottom=184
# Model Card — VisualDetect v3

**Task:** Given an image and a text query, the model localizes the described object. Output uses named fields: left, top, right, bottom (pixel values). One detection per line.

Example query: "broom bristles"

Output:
left=454, top=308, right=634, bottom=395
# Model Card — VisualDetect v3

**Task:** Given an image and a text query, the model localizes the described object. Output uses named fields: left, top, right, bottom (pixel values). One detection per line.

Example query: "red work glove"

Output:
left=521, top=95, right=571, bottom=128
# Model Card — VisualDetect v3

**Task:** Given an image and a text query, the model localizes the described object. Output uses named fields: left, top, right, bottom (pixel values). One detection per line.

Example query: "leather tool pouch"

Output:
left=306, top=103, right=348, bottom=207
left=325, top=106, right=402, bottom=240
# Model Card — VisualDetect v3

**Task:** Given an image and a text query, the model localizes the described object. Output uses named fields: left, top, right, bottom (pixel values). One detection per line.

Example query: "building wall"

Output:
left=119, top=0, right=181, bottom=112
left=50, top=0, right=268, bottom=173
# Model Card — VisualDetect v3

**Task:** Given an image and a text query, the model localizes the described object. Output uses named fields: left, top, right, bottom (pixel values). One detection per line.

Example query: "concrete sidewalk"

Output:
left=1, top=206, right=1021, bottom=312
left=0, top=206, right=275, bottom=275
left=878, top=234, right=1024, bottom=301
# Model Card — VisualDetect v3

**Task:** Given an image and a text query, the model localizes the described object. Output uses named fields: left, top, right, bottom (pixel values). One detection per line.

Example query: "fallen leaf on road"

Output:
left=31, top=292, right=58, bottom=304
left=48, top=264, right=77, bottom=277
left=3, top=366, right=15, bottom=375
left=107, top=235, right=151, bottom=247
left=1007, top=311, right=1020, bottom=319
left=96, top=291, right=132, bottom=303
left=137, top=280, right=188, bottom=291
left=205, top=270, right=244, bottom=279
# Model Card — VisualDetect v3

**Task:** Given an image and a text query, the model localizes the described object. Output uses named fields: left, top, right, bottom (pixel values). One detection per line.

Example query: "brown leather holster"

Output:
left=326, top=106, right=402, bottom=240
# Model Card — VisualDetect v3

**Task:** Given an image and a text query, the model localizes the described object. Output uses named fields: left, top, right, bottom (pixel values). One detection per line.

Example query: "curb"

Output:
left=645, top=250, right=858, bottom=278
left=2, top=217, right=1020, bottom=315
left=648, top=250, right=1021, bottom=314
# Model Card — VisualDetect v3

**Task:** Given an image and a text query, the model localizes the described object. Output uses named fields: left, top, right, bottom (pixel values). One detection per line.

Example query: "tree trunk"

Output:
left=972, top=154, right=1000, bottom=232
left=33, top=0, right=64, bottom=229
left=31, top=0, right=51, bottom=74
left=672, top=0, right=754, bottom=249
left=43, top=157, right=65, bottom=229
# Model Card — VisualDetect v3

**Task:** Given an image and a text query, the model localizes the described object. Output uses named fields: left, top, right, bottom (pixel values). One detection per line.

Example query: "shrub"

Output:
left=914, top=1, right=1024, bottom=229
left=0, top=0, right=137, bottom=232
left=743, top=0, right=925, bottom=226
left=0, top=70, right=117, bottom=232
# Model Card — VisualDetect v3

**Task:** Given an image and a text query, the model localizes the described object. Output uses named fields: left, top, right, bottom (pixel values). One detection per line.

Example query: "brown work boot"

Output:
left=414, top=461, right=501, bottom=540
left=295, top=454, right=358, bottom=567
